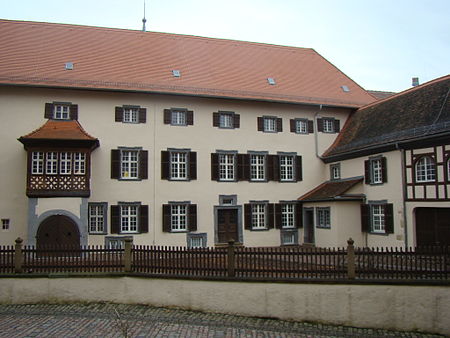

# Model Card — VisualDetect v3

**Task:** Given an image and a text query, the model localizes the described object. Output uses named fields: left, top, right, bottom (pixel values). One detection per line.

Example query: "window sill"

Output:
left=249, top=227, right=269, bottom=231
left=316, top=226, right=331, bottom=229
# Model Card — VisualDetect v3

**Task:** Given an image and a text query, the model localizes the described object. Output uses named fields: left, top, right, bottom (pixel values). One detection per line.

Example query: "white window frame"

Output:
left=120, top=204, right=139, bottom=233
left=296, top=119, right=308, bottom=134
left=74, top=152, right=86, bottom=175
left=170, top=152, right=188, bottom=180
left=281, top=204, right=295, bottom=229
left=371, top=159, right=382, bottom=184
left=171, top=110, right=187, bottom=126
left=31, top=152, right=44, bottom=174
left=53, top=104, right=70, bottom=119
left=281, top=231, right=296, bottom=245
left=1, top=219, right=10, bottom=231
left=121, top=150, right=139, bottom=179
left=330, top=163, right=340, bottom=180
left=371, top=204, right=385, bottom=233
left=60, top=152, right=72, bottom=175
left=323, top=119, right=335, bottom=133
left=415, top=156, right=436, bottom=182
left=316, top=207, right=331, bottom=228
left=123, top=107, right=139, bottom=123
left=219, top=153, right=235, bottom=181
left=171, top=204, right=188, bottom=232
left=250, top=154, right=265, bottom=181
left=219, top=112, right=234, bottom=128
left=46, top=152, right=58, bottom=175
left=187, top=233, right=207, bottom=248
left=251, top=203, right=267, bottom=230
left=263, top=117, right=277, bottom=132
left=89, top=203, right=106, bottom=234
left=280, top=155, right=295, bottom=181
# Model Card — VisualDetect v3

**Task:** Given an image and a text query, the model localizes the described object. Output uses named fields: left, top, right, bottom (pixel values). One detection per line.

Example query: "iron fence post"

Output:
left=124, top=238, right=133, bottom=273
left=227, top=240, right=235, bottom=277
left=14, top=237, right=23, bottom=274
left=347, top=238, right=356, bottom=279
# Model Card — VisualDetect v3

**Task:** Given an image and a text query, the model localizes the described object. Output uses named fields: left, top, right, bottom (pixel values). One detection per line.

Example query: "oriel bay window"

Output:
left=162, top=202, right=197, bottom=233
left=161, top=149, right=197, bottom=181
left=111, top=148, right=148, bottom=180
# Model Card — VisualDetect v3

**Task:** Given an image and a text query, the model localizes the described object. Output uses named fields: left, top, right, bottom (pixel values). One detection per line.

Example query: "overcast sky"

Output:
left=1, top=0, right=449, bottom=92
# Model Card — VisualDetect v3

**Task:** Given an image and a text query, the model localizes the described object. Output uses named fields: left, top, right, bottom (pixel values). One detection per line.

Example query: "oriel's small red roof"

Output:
left=298, top=177, right=364, bottom=202
left=21, top=120, right=97, bottom=140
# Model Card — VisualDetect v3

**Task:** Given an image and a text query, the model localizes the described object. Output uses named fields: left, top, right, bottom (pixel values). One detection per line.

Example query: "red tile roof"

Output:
left=20, top=120, right=97, bottom=141
left=298, top=178, right=364, bottom=202
left=0, top=20, right=376, bottom=108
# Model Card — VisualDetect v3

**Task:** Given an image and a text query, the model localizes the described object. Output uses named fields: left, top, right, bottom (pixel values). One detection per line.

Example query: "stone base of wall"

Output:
left=0, top=277, right=448, bottom=335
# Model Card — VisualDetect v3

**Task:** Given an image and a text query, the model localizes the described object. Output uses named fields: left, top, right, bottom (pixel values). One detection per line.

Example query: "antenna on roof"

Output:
left=142, top=0, right=147, bottom=32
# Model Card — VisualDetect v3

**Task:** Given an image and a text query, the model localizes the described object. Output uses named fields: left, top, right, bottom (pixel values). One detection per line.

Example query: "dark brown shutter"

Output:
left=139, top=108, right=146, bottom=123
left=163, top=109, right=172, bottom=124
left=290, top=119, right=296, bottom=132
left=70, top=104, right=78, bottom=120
left=267, top=155, right=279, bottom=181
left=111, top=150, right=121, bottom=179
left=267, top=203, right=275, bottom=229
left=334, top=119, right=340, bottom=132
left=237, top=154, right=250, bottom=181
left=234, top=114, right=240, bottom=128
left=244, top=204, right=252, bottom=229
left=213, top=112, right=220, bottom=127
left=360, top=204, right=369, bottom=232
left=257, top=117, right=264, bottom=131
left=45, top=103, right=54, bottom=119
left=276, top=118, right=283, bottom=132
left=115, top=107, right=123, bottom=122
left=189, top=152, right=197, bottom=180
left=211, top=153, right=219, bottom=181
left=162, top=204, right=171, bottom=232
left=139, top=205, right=149, bottom=233
left=317, top=118, right=324, bottom=132
left=308, top=120, right=314, bottom=133
left=296, top=203, right=303, bottom=228
left=364, top=160, right=370, bottom=184
left=188, top=204, right=197, bottom=231
left=384, top=203, right=394, bottom=234
left=381, top=157, right=388, bottom=183
left=296, top=156, right=303, bottom=181
left=111, top=205, right=120, bottom=234
left=186, top=110, right=194, bottom=125
left=161, top=151, right=170, bottom=180
left=139, top=150, right=148, bottom=179
left=274, top=204, right=282, bottom=229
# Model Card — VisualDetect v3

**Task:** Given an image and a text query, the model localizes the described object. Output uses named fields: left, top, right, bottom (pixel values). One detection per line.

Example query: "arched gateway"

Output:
left=36, top=215, right=80, bottom=248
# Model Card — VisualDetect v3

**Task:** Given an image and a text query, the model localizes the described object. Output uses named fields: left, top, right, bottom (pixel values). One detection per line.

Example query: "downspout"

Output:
left=314, top=105, right=323, bottom=159
left=398, top=144, right=408, bottom=249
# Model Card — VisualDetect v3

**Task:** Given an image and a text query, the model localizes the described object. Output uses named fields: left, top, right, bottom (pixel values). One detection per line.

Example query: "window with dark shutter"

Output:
left=213, top=112, right=220, bottom=127
left=276, top=118, right=283, bottom=132
left=267, top=203, right=275, bottom=229
left=162, top=204, right=171, bottom=232
left=384, top=203, right=394, bottom=234
left=381, top=157, right=388, bottom=183
left=188, top=204, right=197, bottom=231
left=244, top=204, right=252, bottom=230
left=233, top=114, right=240, bottom=128
left=139, top=108, right=146, bottom=123
left=237, top=154, right=250, bottom=181
left=189, top=152, right=197, bottom=180
left=257, top=117, right=264, bottom=131
left=290, top=119, right=296, bottom=132
left=211, top=153, right=219, bottom=181
left=139, top=205, right=149, bottom=233
left=333, top=119, right=340, bottom=132
left=295, top=156, right=303, bottom=181
left=364, top=160, right=370, bottom=184
left=111, top=205, right=120, bottom=234
left=139, top=150, right=148, bottom=179
left=296, top=203, right=303, bottom=228
left=163, top=109, right=172, bottom=124
left=267, top=155, right=280, bottom=181
left=45, top=103, right=54, bottom=119
left=308, top=120, right=314, bottom=133
left=115, top=107, right=124, bottom=122
left=70, top=104, right=78, bottom=120
left=274, top=203, right=282, bottom=229
left=317, top=118, right=324, bottom=132
left=186, top=110, right=194, bottom=125
left=360, top=204, right=369, bottom=232
left=111, top=150, right=121, bottom=179
left=161, top=151, right=170, bottom=179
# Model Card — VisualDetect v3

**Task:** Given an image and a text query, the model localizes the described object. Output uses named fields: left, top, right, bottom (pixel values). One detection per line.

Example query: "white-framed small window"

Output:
left=281, top=204, right=295, bottom=228
left=60, top=152, right=72, bottom=175
left=74, top=152, right=86, bottom=175
left=219, top=113, right=233, bottom=128
left=281, top=231, right=297, bottom=245
left=31, top=152, right=44, bottom=174
left=251, top=204, right=267, bottom=229
left=316, top=207, right=331, bottom=228
left=250, top=154, right=265, bottom=181
left=105, top=236, right=132, bottom=249
left=263, top=117, right=276, bottom=132
left=171, top=110, right=187, bottom=125
left=330, top=163, right=340, bottom=180
left=123, top=107, right=139, bottom=123
left=296, top=120, right=307, bottom=134
left=371, top=159, right=382, bottom=184
left=46, top=152, right=58, bottom=175
left=89, top=203, right=106, bottom=233
left=371, top=205, right=385, bottom=233
left=187, top=233, right=207, bottom=248
left=120, top=204, right=139, bottom=233
left=1, top=219, right=10, bottom=231
left=323, top=119, right=334, bottom=133
left=280, top=155, right=295, bottom=181
left=170, top=152, right=188, bottom=180
left=171, top=204, right=188, bottom=232
left=121, top=150, right=139, bottom=179
left=53, top=104, right=70, bottom=119
left=416, top=156, right=436, bottom=182
left=219, top=153, right=235, bottom=181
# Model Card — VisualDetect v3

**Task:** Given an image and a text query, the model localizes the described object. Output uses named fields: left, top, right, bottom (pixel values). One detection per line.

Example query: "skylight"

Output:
left=341, top=85, right=350, bottom=92
left=267, top=77, right=276, bottom=85
left=65, top=62, right=74, bottom=70
left=172, top=70, right=181, bottom=77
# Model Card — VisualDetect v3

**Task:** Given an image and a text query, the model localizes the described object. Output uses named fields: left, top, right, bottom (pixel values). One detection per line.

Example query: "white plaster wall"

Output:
left=0, top=277, right=448, bottom=335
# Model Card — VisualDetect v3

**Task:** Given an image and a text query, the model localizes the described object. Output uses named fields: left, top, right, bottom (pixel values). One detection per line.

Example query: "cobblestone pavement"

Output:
left=0, top=303, right=445, bottom=338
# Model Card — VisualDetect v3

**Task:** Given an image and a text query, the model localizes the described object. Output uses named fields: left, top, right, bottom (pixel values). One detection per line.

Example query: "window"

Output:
left=219, top=153, right=235, bottom=181
left=281, top=204, right=295, bottom=228
left=115, top=106, right=146, bottom=123
left=244, top=202, right=274, bottom=230
left=88, top=203, right=107, bottom=234
left=44, top=102, right=78, bottom=120
left=213, top=111, right=240, bottom=129
left=415, top=156, right=436, bottom=182
left=316, top=207, right=331, bottom=228
left=250, top=154, right=265, bottom=181
left=74, top=153, right=86, bottom=175
left=187, top=233, right=207, bottom=248
left=361, top=203, right=394, bottom=234
left=60, top=152, right=72, bottom=175
left=164, top=108, right=194, bottom=126
left=365, top=157, right=387, bottom=184
left=290, top=119, right=313, bottom=134
left=111, top=148, right=148, bottom=180
left=279, top=155, right=295, bottom=181
left=161, top=150, right=197, bottom=181
left=111, top=204, right=148, bottom=234
left=2, top=219, right=10, bottom=231
left=274, top=202, right=302, bottom=229
left=46, top=152, right=58, bottom=175
left=330, top=163, right=341, bottom=180
left=105, top=236, right=132, bottom=249
left=31, top=152, right=44, bottom=174
left=162, top=203, right=197, bottom=233
left=317, top=117, right=340, bottom=133
left=281, top=230, right=298, bottom=245
left=257, top=116, right=282, bottom=133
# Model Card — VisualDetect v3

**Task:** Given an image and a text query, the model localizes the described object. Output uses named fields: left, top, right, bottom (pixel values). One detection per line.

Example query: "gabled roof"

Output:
left=18, top=120, right=99, bottom=149
left=298, top=177, right=364, bottom=202
left=367, top=90, right=396, bottom=100
left=0, top=19, right=375, bottom=108
left=323, top=75, right=450, bottom=162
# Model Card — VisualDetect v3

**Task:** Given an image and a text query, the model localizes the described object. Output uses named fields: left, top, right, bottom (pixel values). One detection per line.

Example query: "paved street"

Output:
left=0, top=303, right=444, bottom=337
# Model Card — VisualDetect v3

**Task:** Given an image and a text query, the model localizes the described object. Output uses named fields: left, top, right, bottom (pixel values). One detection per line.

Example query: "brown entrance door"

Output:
left=37, top=215, right=80, bottom=248
left=416, top=208, right=450, bottom=246
left=304, top=209, right=315, bottom=244
left=217, top=208, right=239, bottom=243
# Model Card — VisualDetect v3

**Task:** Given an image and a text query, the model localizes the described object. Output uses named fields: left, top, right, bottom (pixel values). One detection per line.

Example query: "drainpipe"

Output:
left=399, top=146, right=408, bottom=249
left=314, top=105, right=323, bottom=159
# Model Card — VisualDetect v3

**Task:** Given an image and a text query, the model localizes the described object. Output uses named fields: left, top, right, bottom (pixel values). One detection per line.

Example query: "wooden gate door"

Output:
left=304, top=209, right=315, bottom=245
left=416, top=208, right=450, bottom=246
left=217, top=208, right=239, bottom=244
left=37, top=215, right=80, bottom=248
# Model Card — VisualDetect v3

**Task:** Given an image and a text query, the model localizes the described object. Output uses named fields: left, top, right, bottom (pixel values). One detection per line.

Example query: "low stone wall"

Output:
left=0, top=276, right=449, bottom=335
